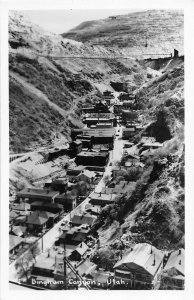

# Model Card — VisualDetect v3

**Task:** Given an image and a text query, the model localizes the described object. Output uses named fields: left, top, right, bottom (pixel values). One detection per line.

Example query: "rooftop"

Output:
left=114, top=243, right=164, bottom=277
left=77, top=151, right=108, bottom=158
left=90, top=192, right=117, bottom=202
left=72, top=242, right=88, bottom=256
left=71, top=214, right=95, bottom=227
left=9, top=234, right=24, bottom=251
left=164, top=249, right=185, bottom=276
left=17, top=188, right=59, bottom=199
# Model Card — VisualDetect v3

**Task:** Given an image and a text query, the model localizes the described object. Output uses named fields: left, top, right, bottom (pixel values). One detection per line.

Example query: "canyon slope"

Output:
left=62, top=10, right=184, bottom=58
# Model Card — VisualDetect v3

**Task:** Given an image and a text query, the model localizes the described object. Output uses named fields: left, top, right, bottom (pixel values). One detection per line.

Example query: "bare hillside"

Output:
left=62, top=10, right=184, bottom=58
left=9, top=11, right=148, bottom=152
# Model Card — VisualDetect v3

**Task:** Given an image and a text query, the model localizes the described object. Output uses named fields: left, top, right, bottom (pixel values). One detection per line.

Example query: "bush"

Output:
left=91, top=248, right=118, bottom=271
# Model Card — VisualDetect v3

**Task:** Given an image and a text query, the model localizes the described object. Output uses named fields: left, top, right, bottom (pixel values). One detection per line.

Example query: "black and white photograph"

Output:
left=2, top=0, right=194, bottom=296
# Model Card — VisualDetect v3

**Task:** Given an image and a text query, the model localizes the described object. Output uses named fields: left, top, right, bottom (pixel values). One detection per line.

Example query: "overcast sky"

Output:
left=22, top=9, right=145, bottom=34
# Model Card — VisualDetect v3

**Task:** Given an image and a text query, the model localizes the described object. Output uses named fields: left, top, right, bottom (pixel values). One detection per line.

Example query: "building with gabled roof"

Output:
left=10, top=225, right=27, bottom=237
left=114, top=243, right=164, bottom=289
left=78, top=169, right=96, bottom=183
left=69, top=242, right=88, bottom=261
left=9, top=234, right=24, bottom=255
left=70, top=214, right=95, bottom=227
left=16, top=188, right=59, bottom=204
left=159, top=249, right=185, bottom=289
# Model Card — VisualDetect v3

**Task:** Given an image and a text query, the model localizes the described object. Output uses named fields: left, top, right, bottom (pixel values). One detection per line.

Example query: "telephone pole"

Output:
left=63, top=244, right=67, bottom=289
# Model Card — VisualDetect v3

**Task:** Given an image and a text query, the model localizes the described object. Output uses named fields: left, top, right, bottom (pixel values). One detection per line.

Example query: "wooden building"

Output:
left=159, top=249, right=185, bottom=290
left=76, top=151, right=109, bottom=167
left=114, top=243, right=164, bottom=289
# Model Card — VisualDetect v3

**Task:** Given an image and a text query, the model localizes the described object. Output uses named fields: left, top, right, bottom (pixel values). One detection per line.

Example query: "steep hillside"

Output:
left=62, top=10, right=184, bottom=58
left=9, top=11, right=148, bottom=152
left=91, top=57, right=184, bottom=255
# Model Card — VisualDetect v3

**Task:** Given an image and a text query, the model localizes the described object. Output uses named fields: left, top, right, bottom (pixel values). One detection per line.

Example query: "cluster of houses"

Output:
left=114, top=243, right=185, bottom=290
left=10, top=90, right=184, bottom=290
left=9, top=163, right=102, bottom=262
left=29, top=236, right=185, bottom=289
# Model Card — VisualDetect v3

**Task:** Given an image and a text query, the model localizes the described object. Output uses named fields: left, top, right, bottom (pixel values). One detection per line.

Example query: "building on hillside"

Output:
left=69, top=140, right=82, bottom=155
left=89, top=192, right=117, bottom=206
left=69, top=242, right=88, bottom=261
left=30, top=201, right=63, bottom=216
left=11, top=202, right=31, bottom=212
left=114, top=103, right=123, bottom=115
left=113, top=243, right=164, bottom=289
left=124, top=153, right=140, bottom=162
left=96, top=123, right=113, bottom=128
left=122, top=110, right=138, bottom=124
left=70, top=214, right=95, bottom=228
left=118, top=92, right=135, bottom=101
left=31, top=250, right=65, bottom=284
left=67, top=166, right=86, bottom=181
left=77, top=169, right=96, bottom=184
left=10, top=225, right=27, bottom=238
left=75, top=151, right=109, bottom=167
left=122, top=127, right=136, bottom=139
left=122, top=100, right=135, bottom=110
left=159, top=249, right=185, bottom=290
left=103, top=90, right=114, bottom=97
left=85, top=204, right=102, bottom=216
left=25, top=210, right=58, bottom=232
left=67, top=259, right=97, bottom=281
left=9, top=234, right=24, bottom=256
left=58, top=228, right=89, bottom=246
left=124, top=161, right=145, bottom=169
left=55, top=193, right=77, bottom=211
left=141, top=142, right=163, bottom=151
left=16, top=188, right=59, bottom=204
left=50, top=178, right=68, bottom=194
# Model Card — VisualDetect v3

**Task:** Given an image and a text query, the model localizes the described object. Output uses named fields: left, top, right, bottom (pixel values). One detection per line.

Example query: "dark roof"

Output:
left=17, top=188, right=59, bottom=199
left=55, top=193, right=77, bottom=201
left=72, top=232, right=88, bottom=242
left=51, top=179, right=68, bottom=185
left=71, top=215, right=95, bottom=226
left=26, top=211, right=48, bottom=225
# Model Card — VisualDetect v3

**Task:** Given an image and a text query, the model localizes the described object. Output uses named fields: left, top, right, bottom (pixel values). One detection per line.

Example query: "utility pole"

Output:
left=63, top=244, right=67, bottom=290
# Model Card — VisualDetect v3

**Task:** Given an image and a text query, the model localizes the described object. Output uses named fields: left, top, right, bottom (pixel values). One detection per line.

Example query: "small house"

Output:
left=159, top=249, right=185, bottom=290
left=9, top=234, right=24, bottom=256
left=70, top=214, right=95, bottom=228
left=69, top=242, right=88, bottom=261
left=89, top=192, right=117, bottom=206
left=78, top=170, right=96, bottom=184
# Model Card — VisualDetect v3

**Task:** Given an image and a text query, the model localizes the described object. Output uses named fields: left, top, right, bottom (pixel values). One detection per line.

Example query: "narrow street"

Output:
left=9, top=129, right=124, bottom=281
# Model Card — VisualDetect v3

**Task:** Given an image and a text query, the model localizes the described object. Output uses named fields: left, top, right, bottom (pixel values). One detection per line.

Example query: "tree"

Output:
left=30, top=243, right=41, bottom=263
left=103, top=175, right=111, bottom=185
left=15, top=252, right=33, bottom=282
left=91, top=248, right=118, bottom=271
